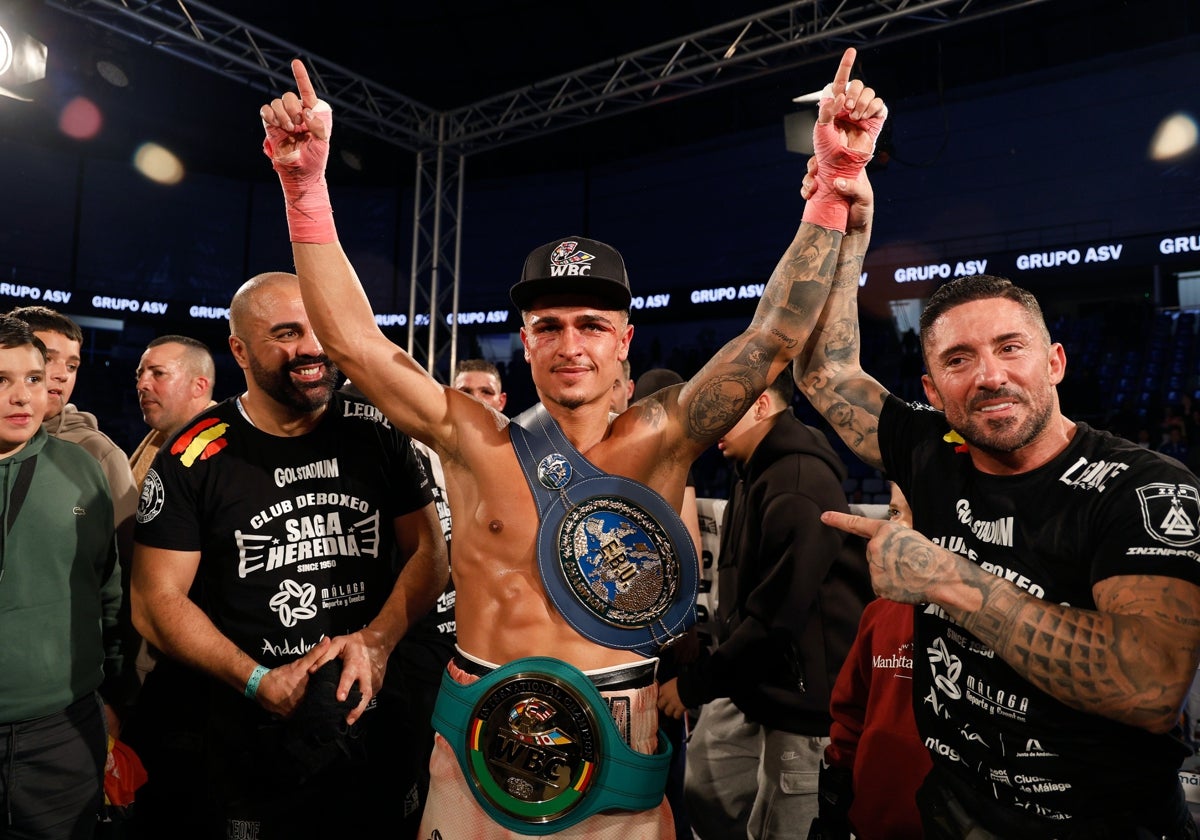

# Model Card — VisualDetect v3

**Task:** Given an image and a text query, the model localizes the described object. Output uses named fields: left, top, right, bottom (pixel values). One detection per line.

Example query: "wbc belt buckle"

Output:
left=466, top=667, right=601, bottom=826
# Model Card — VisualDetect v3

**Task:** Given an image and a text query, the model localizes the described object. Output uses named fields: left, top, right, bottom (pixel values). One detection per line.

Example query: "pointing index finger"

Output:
left=831, top=47, right=856, bottom=96
left=291, top=58, right=319, bottom=109
left=821, top=509, right=885, bottom=539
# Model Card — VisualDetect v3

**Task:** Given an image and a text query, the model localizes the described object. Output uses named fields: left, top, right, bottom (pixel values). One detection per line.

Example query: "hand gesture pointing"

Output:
left=260, top=59, right=336, bottom=244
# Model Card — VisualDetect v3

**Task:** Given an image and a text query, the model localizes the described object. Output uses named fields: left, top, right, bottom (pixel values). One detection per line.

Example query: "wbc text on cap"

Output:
left=510, top=236, right=633, bottom=312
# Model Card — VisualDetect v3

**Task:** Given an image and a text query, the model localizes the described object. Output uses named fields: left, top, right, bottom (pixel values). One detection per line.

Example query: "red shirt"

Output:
left=825, top=599, right=931, bottom=839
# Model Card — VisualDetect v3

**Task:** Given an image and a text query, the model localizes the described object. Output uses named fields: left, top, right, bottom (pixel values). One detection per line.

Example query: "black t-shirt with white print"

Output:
left=135, top=391, right=433, bottom=668
left=879, top=394, right=1200, bottom=822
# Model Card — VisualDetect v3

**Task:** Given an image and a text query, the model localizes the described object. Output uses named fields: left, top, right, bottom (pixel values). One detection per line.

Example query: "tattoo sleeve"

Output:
left=793, top=227, right=885, bottom=468
left=950, top=569, right=1200, bottom=732
left=683, top=224, right=841, bottom=443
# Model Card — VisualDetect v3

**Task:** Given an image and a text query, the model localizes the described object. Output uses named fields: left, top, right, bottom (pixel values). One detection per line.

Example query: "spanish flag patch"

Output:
left=171, top=417, right=230, bottom=467
left=943, top=429, right=968, bottom=454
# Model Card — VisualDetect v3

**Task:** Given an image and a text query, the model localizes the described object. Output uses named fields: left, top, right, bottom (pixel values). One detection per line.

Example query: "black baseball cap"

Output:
left=510, top=236, right=632, bottom=312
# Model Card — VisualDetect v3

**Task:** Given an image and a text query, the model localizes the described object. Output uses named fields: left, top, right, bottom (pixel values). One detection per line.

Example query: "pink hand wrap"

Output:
left=263, top=101, right=336, bottom=244
left=801, top=98, right=887, bottom=233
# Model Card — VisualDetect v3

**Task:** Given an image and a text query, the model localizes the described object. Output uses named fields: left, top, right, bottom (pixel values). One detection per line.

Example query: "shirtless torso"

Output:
left=444, top=388, right=694, bottom=669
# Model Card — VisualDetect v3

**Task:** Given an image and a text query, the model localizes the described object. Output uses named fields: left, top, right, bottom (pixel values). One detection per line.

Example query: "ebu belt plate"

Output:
left=539, top=473, right=697, bottom=654
left=510, top=414, right=697, bottom=656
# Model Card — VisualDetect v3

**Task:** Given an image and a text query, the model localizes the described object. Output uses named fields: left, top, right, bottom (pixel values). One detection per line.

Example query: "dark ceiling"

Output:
left=5, top=0, right=1197, bottom=185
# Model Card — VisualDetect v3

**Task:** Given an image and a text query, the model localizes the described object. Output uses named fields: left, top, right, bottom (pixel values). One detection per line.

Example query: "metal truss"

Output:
left=406, top=135, right=465, bottom=380
left=45, top=0, right=1049, bottom=375
left=46, top=0, right=1051, bottom=156
left=444, top=0, right=1052, bottom=154
left=43, top=0, right=440, bottom=152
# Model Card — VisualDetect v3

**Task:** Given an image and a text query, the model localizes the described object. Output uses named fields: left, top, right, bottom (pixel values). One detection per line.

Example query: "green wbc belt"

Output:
left=432, top=656, right=672, bottom=834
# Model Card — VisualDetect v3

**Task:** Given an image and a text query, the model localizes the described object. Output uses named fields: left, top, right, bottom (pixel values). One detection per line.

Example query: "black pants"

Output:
left=0, top=694, right=106, bottom=840
left=119, top=662, right=208, bottom=840
left=918, top=764, right=1199, bottom=840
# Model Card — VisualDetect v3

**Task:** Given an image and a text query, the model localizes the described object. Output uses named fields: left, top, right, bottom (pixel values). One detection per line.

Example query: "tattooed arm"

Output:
left=792, top=157, right=888, bottom=473
left=824, top=514, right=1200, bottom=733
left=668, top=48, right=887, bottom=458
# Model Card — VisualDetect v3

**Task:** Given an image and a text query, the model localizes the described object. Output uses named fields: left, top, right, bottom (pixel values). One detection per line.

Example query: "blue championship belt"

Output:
left=432, top=656, right=672, bottom=834
left=511, top=406, right=698, bottom=655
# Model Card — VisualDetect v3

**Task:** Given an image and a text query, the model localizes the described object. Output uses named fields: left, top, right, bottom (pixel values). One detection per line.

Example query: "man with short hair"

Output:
left=131, top=272, right=448, bottom=837
left=0, top=314, right=123, bottom=837
left=452, top=358, right=507, bottom=412
left=121, top=334, right=218, bottom=838
left=8, top=305, right=139, bottom=543
left=257, top=49, right=884, bottom=837
left=793, top=156, right=1200, bottom=835
left=611, top=358, right=635, bottom=414
left=129, top=334, right=217, bottom=487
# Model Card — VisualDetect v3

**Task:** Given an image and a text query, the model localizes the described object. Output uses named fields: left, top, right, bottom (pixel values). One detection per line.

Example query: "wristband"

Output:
left=244, top=664, right=270, bottom=699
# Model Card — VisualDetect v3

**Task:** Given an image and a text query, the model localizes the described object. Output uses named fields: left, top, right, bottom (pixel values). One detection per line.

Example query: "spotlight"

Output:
left=0, top=26, right=11, bottom=77
left=784, top=87, right=824, bottom=155
left=0, top=25, right=46, bottom=84
left=783, top=110, right=816, bottom=155
left=0, top=22, right=47, bottom=101
left=1150, top=112, right=1198, bottom=162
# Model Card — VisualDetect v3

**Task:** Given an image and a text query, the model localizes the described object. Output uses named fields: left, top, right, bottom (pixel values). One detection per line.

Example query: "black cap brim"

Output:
left=509, top=277, right=632, bottom=312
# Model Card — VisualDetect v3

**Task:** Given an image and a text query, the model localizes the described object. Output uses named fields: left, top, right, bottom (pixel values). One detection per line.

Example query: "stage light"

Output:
left=783, top=87, right=824, bottom=155
left=340, top=149, right=363, bottom=171
left=59, top=96, right=102, bottom=140
left=783, top=110, right=816, bottom=155
left=0, top=21, right=47, bottom=101
left=0, top=25, right=12, bottom=77
left=134, top=143, right=185, bottom=185
left=1150, top=112, right=1198, bottom=162
left=0, top=25, right=46, bottom=84
left=96, top=60, right=129, bottom=88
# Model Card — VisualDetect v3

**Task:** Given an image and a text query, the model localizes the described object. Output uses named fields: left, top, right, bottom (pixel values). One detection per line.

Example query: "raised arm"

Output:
left=259, top=60, right=463, bottom=452
left=792, top=157, right=888, bottom=472
left=668, top=48, right=887, bottom=459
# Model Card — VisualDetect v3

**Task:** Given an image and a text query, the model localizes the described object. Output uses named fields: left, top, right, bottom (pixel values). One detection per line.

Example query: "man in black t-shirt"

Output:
left=131, top=272, right=448, bottom=839
left=792, top=159, right=1200, bottom=838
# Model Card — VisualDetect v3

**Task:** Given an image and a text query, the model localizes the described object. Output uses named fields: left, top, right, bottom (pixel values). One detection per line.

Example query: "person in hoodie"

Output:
left=0, top=314, right=123, bottom=838
left=8, top=307, right=140, bottom=726
left=658, top=368, right=873, bottom=839
left=6, top=307, right=139, bottom=540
